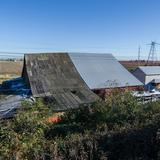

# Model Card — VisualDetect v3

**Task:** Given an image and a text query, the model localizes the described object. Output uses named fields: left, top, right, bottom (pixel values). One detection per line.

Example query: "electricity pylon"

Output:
left=147, top=41, right=160, bottom=65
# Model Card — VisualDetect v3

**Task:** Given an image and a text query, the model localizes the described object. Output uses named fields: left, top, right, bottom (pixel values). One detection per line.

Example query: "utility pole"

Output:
left=138, top=46, right=141, bottom=66
left=147, top=41, right=160, bottom=65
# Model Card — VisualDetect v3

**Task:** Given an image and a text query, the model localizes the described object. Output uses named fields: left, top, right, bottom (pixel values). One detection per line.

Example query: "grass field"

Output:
left=0, top=61, right=23, bottom=84
left=119, top=60, right=160, bottom=71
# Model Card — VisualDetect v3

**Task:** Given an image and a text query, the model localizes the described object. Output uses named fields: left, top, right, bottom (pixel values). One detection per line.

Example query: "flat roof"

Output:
left=139, top=66, right=160, bottom=75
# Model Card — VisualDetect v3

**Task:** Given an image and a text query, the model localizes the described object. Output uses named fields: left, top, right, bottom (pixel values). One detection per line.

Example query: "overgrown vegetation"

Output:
left=1, top=90, right=160, bottom=159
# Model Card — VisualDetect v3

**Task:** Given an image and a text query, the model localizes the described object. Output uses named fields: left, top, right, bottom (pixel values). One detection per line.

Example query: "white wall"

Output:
left=145, top=75, right=160, bottom=84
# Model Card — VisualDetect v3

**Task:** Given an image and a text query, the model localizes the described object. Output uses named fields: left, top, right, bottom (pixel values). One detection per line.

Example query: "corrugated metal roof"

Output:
left=69, top=53, right=142, bottom=89
left=138, top=66, right=160, bottom=75
left=22, top=53, right=99, bottom=111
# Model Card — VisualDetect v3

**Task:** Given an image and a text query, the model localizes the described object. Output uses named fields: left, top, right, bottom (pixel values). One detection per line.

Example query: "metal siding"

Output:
left=145, top=75, right=160, bottom=84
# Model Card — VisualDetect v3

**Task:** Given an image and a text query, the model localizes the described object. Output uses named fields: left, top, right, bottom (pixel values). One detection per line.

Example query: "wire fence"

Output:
left=0, top=52, right=149, bottom=61
left=0, top=52, right=24, bottom=60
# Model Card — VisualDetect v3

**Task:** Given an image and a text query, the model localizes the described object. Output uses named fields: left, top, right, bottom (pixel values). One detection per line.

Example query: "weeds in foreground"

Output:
left=1, top=90, right=160, bottom=159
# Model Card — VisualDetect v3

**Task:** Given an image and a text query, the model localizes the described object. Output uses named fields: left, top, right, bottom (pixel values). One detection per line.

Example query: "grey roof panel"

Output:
left=138, top=66, right=160, bottom=75
left=69, top=53, right=142, bottom=89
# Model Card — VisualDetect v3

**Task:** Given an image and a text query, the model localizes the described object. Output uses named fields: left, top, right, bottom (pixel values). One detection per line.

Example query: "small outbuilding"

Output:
left=132, top=66, right=160, bottom=90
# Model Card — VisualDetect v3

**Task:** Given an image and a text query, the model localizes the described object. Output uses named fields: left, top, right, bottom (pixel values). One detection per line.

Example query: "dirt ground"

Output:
left=0, top=61, right=23, bottom=83
left=0, top=61, right=23, bottom=74
left=119, top=60, right=160, bottom=72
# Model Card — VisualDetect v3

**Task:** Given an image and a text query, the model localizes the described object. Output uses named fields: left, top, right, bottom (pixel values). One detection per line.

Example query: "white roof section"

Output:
left=69, top=53, right=142, bottom=89
left=138, top=66, right=160, bottom=75
left=152, top=78, right=160, bottom=83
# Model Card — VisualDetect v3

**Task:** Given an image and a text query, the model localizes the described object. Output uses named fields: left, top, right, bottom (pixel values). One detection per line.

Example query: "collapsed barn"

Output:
left=22, top=53, right=99, bottom=110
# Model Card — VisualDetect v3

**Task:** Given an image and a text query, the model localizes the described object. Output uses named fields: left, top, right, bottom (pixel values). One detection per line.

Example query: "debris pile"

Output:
left=0, top=77, right=33, bottom=118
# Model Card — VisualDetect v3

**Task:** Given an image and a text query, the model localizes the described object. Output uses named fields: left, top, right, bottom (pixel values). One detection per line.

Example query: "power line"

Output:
left=0, top=51, right=24, bottom=55
left=138, top=46, right=141, bottom=61
left=138, top=46, right=141, bottom=66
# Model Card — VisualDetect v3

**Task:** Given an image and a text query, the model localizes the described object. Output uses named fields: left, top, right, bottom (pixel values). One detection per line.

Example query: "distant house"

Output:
left=22, top=53, right=99, bottom=110
left=69, top=53, right=143, bottom=95
left=132, top=66, right=160, bottom=90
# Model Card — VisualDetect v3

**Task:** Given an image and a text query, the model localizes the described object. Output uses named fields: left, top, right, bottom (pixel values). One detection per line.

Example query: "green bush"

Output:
left=1, top=90, right=160, bottom=159
left=0, top=98, right=55, bottom=159
left=61, top=90, right=160, bottom=131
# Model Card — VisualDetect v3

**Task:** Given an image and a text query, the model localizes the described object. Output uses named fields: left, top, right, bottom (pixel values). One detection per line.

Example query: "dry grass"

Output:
left=0, top=74, right=20, bottom=84
left=0, top=61, right=23, bottom=74
left=0, top=61, right=23, bottom=84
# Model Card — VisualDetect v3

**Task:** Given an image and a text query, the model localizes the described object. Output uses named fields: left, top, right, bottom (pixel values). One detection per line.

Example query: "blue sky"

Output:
left=0, top=0, right=160, bottom=59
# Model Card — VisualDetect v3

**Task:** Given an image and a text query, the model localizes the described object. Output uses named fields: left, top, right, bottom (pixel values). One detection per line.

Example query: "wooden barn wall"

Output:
left=22, top=53, right=99, bottom=110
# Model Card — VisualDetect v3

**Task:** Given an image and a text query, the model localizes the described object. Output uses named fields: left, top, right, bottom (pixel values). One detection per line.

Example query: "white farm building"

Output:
left=133, top=66, right=160, bottom=90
